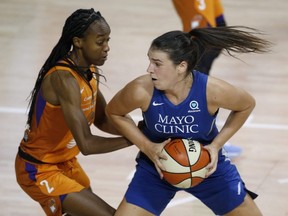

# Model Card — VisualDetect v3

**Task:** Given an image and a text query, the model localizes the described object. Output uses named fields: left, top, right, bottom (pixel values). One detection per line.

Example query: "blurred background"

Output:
left=0, top=0, right=288, bottom=215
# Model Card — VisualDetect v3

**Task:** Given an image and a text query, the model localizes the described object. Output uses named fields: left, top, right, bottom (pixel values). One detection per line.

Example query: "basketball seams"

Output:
left=186, top=140, right=204, bottom=187
left=163, top=148, right=190, bottom=168
left=191, top=147, right=206, bottom=171
left=161, top=138, right=210, bottom=188
left=183, top=140, right=193, bottom=185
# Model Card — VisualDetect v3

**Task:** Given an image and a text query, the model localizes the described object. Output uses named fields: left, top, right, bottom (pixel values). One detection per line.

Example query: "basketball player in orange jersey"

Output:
left=172, top=0, right=243, bottom=158
left=15, top=8, right=133, bottom=216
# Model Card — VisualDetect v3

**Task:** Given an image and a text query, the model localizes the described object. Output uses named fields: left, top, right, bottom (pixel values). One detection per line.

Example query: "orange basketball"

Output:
left=160, top=138, right=210, bottom=188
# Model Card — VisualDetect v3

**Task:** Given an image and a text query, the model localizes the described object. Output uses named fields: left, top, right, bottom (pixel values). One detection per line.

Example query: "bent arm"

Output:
left=205, top=76, right=255, bottom=176
left=207, top=76, right=255, bottom=150
left=47, top=71, right=131, bottom=155
left=106, top=76, right=170, bottom=176
left=105, top=79, right=151, bottom=152
left=93, top=89, right=134, bottom=135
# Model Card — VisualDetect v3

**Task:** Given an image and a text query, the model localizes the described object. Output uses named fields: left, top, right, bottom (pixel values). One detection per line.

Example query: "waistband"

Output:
left=18, top=147, right=47, bottom=164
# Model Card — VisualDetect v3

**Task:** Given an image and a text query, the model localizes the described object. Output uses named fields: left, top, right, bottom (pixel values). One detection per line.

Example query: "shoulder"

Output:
left=207, top=75, right=234, bottom=94
left=45, top=69, right=77, bottom=87
left=114, top=74, right=154, bottom=112
left=130, top=74, right=153, bottom=86
left=206, top=75, right=252, bottom=112
left=124, top=74, right=153, bottom=95
left=206, top=75, right=228, bottom=101
left=42, top=69, right=80, bottom=101
left=205, top=76, right=228, bottom=113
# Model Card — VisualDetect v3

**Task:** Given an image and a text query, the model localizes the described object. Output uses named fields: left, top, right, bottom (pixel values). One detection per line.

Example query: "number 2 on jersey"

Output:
left=40, top=180, right=55, bottom=193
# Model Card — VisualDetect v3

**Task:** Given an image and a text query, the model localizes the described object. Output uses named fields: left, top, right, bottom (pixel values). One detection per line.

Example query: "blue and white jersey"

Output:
left=130, top=72, right=252, bottom=216
left=141, top=71, right=218, bottom=145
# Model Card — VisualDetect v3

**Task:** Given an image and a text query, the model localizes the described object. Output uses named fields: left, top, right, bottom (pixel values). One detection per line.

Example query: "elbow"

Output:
left=105, top=105, right=113, bottom=120
left=105, top=104, right=121, bottom=121
left=78, top=146, right=90, bottom=156
left=250, top=96, right=256, bottom=111
left=105, top=104, right=110, bottom=114
left=242, top=96, right=256, bottom=117
left=77, top=139, right=92, bottom=156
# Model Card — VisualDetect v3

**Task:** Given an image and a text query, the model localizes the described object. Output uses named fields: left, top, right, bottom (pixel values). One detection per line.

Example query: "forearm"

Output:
left=108, top=114, right=151, bottom=152
left=213, top=108, right=253, bottom=149
left=81, top=136, right=132, bottom=155
left=95, top=114, right=134, bottom=135
left=95, top=118, right=122, bottom=135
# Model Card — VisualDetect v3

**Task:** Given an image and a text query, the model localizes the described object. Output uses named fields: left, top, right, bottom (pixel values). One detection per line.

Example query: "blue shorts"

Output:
left=125, top=151, right=257, bottom=215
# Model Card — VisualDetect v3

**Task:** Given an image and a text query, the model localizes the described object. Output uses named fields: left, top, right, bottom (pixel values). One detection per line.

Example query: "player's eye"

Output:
left=96, top=40, right=104, bottom=46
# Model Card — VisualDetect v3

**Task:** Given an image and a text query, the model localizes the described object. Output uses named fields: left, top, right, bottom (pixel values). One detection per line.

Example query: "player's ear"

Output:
left=177, top=61, right=188, bottom=75
left=72, top=36, right=83, bottom=49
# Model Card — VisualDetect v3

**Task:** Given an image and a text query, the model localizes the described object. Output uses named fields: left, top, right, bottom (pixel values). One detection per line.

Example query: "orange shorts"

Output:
left=15, top=154, right=90, bottom=215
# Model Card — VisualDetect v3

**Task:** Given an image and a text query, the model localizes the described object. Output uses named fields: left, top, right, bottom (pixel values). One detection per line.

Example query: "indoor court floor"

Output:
left=0, top=0, right=288, bottom=215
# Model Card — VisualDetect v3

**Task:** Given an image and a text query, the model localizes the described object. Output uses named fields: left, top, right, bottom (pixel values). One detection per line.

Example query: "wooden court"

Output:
left=0, top=0, right=288, bottom=215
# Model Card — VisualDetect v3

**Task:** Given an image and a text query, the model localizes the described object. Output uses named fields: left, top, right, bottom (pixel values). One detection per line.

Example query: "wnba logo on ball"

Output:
left=188, top=139, right=197, bottom=152
left=188, top=100, right=200, bottom=113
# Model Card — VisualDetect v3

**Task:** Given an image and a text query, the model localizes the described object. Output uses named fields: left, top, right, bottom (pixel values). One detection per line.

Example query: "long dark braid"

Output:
left=150, top=26, right=272, bottom=74
left=26, top=8, right=107, bottom=127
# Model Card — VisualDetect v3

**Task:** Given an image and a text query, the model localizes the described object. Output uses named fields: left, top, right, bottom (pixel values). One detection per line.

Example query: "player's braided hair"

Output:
left=150, top=26, right=272, bottom=74
left=26, top=8, right=107, bottom=127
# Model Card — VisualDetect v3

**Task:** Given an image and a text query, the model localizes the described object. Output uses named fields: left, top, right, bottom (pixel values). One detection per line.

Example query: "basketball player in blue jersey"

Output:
left=106, top=26, right=271, bottom=216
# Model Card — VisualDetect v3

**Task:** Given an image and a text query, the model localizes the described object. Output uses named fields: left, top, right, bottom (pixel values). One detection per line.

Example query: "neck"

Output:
left=66, top=52, right=93, bottom=81
left=67, top=51, right=89, bottom=69
left=165, top=73, right=193, bottom=105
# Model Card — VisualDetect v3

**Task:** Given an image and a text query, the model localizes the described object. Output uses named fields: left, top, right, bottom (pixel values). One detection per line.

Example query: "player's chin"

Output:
left=153, top=84, right=165, bottom=91
left=94, top=58, right=107, bottom=66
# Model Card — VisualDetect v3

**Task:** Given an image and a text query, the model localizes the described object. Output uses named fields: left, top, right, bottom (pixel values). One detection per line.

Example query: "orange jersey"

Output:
left=20, top=60, right=98, bottom=163
left=172, top=0, right=224, bottom=31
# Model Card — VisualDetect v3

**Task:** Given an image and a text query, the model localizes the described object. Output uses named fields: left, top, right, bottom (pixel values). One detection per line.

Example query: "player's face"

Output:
left=80, top=20, right=111, bottom=66
left=147, top=49, right=179, bottom=91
